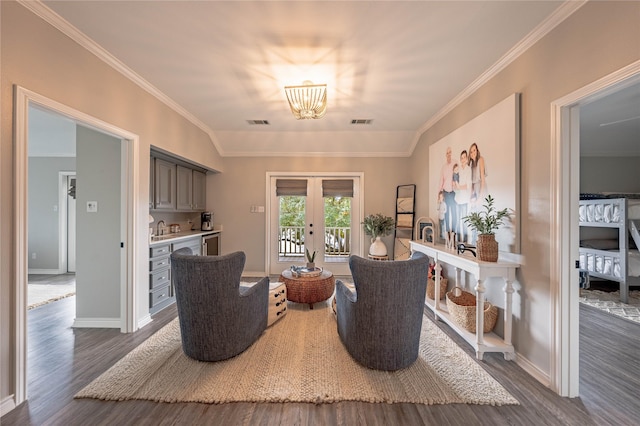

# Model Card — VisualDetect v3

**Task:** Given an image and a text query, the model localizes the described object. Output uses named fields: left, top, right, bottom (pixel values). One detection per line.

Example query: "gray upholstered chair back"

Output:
left=335, top=251, right=429, bottom=370
left=170, top=248, right=269, bottom=361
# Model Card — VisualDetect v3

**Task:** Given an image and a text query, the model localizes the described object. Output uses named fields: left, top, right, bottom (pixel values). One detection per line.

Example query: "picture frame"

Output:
left=428, top=93, right=520, bottom=253
left=414, top=216, right=436, bottom=245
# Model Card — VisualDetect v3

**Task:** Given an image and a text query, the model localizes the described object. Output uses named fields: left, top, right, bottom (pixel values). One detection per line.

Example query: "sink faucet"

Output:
left=157, top=220, right=166, bottom=236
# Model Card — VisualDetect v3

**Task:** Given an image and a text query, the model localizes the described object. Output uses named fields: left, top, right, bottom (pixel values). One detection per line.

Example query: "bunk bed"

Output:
left=579, top=195, right=640, bottom=303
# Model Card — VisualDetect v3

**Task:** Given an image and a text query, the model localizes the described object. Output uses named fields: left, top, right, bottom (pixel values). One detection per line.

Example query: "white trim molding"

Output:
left=550, top=59, right=640, bottom=397
left=13, top=85, right=141, bottom=409
left=1, top=395, right=16, bottom=417
left=72, top=318, right=122, bottom=329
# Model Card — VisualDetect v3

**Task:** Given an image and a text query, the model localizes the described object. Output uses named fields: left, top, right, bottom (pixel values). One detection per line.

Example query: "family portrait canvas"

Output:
left=429, top=93, right=520, bottom=254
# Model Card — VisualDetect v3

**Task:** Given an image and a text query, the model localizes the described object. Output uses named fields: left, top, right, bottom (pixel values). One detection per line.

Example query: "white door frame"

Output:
left=59, top=172, right=76, bottom=273
left=550, top=60, right=640, bottom=397
left=266, top=172, right=364, bottom=275
left=13, top=86, right=140, bottom=406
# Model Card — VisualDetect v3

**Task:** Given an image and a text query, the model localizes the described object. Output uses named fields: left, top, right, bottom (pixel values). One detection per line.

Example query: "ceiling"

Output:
left=31, top=1, right=638, bottom=157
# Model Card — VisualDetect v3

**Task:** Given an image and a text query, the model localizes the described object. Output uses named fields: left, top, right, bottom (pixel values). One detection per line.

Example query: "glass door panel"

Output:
left=270, top=175, right=360, bottom=276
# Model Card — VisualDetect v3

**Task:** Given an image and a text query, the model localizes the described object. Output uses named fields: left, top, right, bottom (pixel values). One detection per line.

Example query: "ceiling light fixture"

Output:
left=284, top=81, right=327, bottom=120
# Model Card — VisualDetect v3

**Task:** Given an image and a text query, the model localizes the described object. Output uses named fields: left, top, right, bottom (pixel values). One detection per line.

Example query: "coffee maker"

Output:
left=201, top=212, right=213, bottom=231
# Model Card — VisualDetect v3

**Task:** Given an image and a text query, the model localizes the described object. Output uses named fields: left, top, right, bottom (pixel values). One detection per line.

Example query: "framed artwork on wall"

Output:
left=428, top=93, right=520, bottom=253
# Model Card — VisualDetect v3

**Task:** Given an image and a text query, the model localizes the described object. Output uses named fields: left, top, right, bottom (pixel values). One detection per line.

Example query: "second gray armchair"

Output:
left=335, top=252, right=429, bottom=371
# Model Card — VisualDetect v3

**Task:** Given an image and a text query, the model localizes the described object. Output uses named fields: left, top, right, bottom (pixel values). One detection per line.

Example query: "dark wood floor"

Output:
left=2, top=295, right=638, bottom=425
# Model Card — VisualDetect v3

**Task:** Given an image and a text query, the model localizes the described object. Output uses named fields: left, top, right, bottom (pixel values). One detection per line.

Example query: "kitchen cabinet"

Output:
left=151, top=153, right=206, bottom=212
left=192, top=170, right=206, bottom=210
left=154, top=158, right=177, bottom=210
left=149, top=243, right=173, bottom=315
left=176, top=165, right=194, bottom=210
left=176, top=166, right=207, bottom=211
left=148, top=235, right=204, bottom=315
left=149, top=157, right=154, bottom=210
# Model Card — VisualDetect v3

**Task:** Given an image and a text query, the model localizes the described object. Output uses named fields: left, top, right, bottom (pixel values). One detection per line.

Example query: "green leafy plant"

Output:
left=305, top=248, right=316, bottom=263
left=463, top=195, right=510, bottom=235
left=362, top=213, right=396, bottom=238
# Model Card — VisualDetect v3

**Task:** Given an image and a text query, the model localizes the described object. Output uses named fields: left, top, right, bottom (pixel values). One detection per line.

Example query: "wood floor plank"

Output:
left=2, top=294, right=638, bottom=425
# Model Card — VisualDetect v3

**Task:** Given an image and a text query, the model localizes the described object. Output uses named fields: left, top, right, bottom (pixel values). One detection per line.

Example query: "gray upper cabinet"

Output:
left=176, top=165, right=194, bottom=211
left=154, top=158, right=177, bottom=210
left=149, top=156, right=154, bottom=210
left=151, top=152, right=207, bottom=212
left=192, top=170, right=206, bottom=211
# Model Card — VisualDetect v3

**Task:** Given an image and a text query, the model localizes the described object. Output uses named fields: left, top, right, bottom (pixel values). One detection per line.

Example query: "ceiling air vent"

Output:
left=246, top=119, right=270, bottom=125
left=351, top=119, right=373, bottom=125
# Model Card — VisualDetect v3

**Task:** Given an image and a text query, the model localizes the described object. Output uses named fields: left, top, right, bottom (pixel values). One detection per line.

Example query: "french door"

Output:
left=268, top=174, right=362, bottom=275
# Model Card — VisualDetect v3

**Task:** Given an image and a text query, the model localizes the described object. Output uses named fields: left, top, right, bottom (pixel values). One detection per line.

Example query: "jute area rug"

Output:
left=75, top=301, right=518, bottom=406
left=579, top=289, right=640, bottom=323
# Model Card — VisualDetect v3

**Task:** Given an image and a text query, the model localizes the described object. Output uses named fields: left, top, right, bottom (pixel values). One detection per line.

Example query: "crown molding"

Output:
left=410, top=0, right=587, bottom=153
left=17, top=0, right=223, bottom=155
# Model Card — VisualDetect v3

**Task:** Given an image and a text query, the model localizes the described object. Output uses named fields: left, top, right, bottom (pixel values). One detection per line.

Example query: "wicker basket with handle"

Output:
left=426, top=277, right=447, bottom=300
left=445, top=286, right=498, bottom=333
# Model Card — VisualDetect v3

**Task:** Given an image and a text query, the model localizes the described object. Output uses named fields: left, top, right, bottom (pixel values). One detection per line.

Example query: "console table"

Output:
left=411, top=240, right=520, bottom=360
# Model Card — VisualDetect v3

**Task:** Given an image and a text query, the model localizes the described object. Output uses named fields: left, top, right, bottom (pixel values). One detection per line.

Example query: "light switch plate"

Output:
left=87, top=201, right=98, bottom=212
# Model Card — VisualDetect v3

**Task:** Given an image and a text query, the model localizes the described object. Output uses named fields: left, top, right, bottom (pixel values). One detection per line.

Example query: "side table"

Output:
left=268, top=282, right=287, bottom=326
left=279, top=269, right=335, bottom=309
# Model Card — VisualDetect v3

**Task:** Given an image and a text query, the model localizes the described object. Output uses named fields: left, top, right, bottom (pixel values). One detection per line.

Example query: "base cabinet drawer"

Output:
left=150, top=284, right=171, bottom=308
left=149, top=256, right=171, bottom=271
left=149, top=269, right=171, bottom=290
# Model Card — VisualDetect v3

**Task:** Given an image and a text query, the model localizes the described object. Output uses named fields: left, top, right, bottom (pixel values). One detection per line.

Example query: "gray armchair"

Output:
left=170, top=248, right=269, bottom=361
left=335, top=251, right=429, bottom=371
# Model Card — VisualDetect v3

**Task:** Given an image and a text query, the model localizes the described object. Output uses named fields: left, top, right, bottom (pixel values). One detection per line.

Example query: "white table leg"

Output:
left=475, top=278, right=485, bottom=348
left=503, top=278, right=514, bottom=347
left=434, top=261, right=442, bottom=317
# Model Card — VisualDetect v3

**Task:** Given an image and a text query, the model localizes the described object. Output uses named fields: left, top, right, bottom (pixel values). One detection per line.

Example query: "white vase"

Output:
left=369, top=236, right=387, bottom=256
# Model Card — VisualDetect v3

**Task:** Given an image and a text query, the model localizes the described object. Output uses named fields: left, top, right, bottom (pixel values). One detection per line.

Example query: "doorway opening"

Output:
left=552, top=60, right=640, bottom=397
left=13, top=86, right=140, bottom=407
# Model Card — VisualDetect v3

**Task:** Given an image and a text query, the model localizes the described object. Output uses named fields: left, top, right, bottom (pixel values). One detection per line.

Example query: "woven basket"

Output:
left=426, top=277, right=447, bottom=300
left=279, top=273, right=335, bottom=307
left=477, top=234, right=499, bottom=262
left=445, top=287, right=498, bottom=333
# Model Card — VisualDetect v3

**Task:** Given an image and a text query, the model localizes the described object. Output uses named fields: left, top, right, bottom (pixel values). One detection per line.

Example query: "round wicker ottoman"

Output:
left=279, top=269, right=335, bottom=309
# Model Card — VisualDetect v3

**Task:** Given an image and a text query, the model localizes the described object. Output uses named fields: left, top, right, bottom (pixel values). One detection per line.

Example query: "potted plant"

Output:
left=362, top=213, right=396, bottom=256
left=463, top=195, right=509, bottom=262
left=305, top=248, right=316, bottom=269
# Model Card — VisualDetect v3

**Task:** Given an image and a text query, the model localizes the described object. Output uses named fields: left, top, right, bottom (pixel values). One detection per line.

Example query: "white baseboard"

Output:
left=1, top=394, right=16, bottom=417
left=137, top=314, right=153, bottom=330
left=515, top=353, right=551, bottom=388
left=72, top=317, right=120, bottom=329
left=27, top=268, right=62, bottom=275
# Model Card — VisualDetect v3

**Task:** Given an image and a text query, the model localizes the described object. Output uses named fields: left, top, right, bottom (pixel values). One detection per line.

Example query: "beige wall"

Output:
left=209, top=156, right=412, bottom=272
left=410, top=1, right=640, bottom=372
left=1, top=2, right=222, bottom=404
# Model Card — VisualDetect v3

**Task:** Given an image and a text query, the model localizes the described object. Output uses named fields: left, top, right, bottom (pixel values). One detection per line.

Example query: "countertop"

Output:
left=149, top=229, right=221, bottom=246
